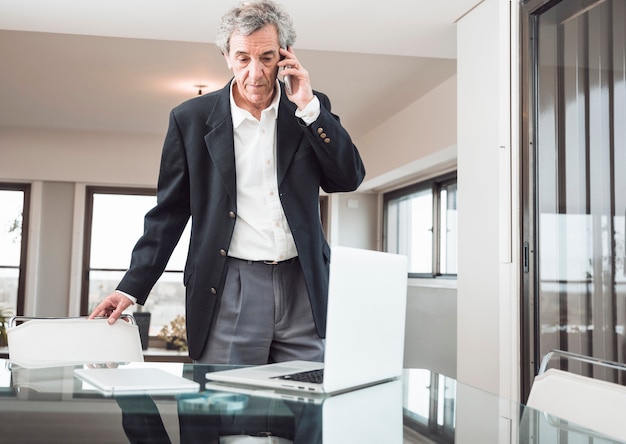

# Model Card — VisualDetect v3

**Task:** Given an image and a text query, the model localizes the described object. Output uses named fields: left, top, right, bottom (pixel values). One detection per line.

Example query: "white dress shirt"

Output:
left=227, top=81, right=295, bottom=262
left=228, top=80, right=320, bottom=261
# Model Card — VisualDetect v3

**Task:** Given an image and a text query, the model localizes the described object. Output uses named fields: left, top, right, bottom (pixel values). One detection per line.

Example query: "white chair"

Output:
left=526, top=349, right=626, bottom=442
left=7, top=315, right=144, bottom=368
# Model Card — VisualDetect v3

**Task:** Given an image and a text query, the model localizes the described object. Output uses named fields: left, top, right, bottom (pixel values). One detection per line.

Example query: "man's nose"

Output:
left=248, top=59, right=264, bottom=78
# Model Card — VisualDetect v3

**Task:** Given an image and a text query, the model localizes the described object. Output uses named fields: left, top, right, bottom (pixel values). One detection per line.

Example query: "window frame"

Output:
left=80, top=186, right=171, bottom=316
left=0, top=182, right=30, bottom=316
left=382, top=171, right=457, bottom=279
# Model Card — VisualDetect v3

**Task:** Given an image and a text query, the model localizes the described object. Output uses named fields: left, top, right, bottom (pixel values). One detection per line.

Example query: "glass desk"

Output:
left=0, top=359, right=622, bottom=443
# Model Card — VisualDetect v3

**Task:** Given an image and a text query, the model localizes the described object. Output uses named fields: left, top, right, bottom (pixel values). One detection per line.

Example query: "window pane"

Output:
left=0, top=268, right=18, bottom=318
left=0, top=190, right=23, bottom=266
left=90, top=194, right=157, bottom=269
left=440, top=183, right=458, bottom=274
left=387, top=189, right=433, bottom=274
left=88, top=192, right=190, bottom=336
left=88, top=270, right=185, bottom=336
left=0, top=190, right=24, bottom=316
left=141, top=271, right=186, bottom=336
left=88, top=270, right=126, bottom=313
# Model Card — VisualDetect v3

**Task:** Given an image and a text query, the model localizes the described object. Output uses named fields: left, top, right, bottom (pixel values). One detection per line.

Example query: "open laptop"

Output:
left=206, top=246, right=408, bottom=395
left=74, top=364, right=200, bottom=396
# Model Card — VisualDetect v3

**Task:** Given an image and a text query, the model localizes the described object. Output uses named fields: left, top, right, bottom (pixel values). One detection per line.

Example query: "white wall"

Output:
left=0, top=127, right=163, bottom=186
left=26, top=181, right=74, bottom=316
left=456, top=0, right=521, bottom=400
left=457, top=0, right=502, bottom=395
left=455, top=2, right=523, bottom=442
left=357, top=75, right=457, bottom=182
left=328, top=192, right=378, bottom=250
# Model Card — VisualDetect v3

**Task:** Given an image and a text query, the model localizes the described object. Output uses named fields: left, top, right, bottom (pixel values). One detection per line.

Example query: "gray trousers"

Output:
left=196, top=257, right=325, bottom=365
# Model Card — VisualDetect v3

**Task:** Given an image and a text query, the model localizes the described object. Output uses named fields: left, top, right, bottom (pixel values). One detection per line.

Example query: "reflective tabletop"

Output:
left=0, top=360, right=622, bottom=443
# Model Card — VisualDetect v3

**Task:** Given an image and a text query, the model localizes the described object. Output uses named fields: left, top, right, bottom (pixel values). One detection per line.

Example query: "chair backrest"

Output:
left=7, top=315, right=144, bottom=368
left=527, top=350, right=626, bottom=442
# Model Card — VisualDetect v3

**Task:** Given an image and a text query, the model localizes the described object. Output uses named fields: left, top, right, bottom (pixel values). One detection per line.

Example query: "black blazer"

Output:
left=117, top=81, right=365, bottom=359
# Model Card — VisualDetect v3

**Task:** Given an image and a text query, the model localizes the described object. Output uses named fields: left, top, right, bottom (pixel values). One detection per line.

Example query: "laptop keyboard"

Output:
left=273, top=368, right=324, bottom=384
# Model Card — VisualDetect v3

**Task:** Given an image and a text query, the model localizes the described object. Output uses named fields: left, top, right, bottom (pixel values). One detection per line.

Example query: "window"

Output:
left=0, top=183, right=30, bottom=318
left=383, top=172, right=457, bottom=278
left=81, top=187, right=190, bottom=336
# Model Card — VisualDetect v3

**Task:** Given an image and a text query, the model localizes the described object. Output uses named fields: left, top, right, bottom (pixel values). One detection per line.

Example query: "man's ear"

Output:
left=223, top=52, right=232, bottom=70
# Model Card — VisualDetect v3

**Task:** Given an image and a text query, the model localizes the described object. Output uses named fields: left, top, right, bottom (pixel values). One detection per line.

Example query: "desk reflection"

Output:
left=2, top=361, right=622, bottom=443
left=2, top=361, right=403, bottom=444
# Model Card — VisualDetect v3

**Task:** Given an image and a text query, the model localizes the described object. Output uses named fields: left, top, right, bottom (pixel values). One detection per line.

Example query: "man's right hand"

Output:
left=88, top=291, right=135, bottom=324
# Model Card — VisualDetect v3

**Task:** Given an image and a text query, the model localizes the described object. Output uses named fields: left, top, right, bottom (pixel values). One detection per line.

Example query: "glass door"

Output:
left=522, top=0, right=626, bottom=397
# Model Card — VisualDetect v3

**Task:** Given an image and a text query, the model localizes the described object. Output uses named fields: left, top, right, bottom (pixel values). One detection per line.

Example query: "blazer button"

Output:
left=324, top=138, right=331, bottom=143
left=317, top=127, right=324, bottom=134
left=220, top=249, right=227, bottom=256
left=211, top=287, right=217, bottom=295
left=229, top=211, right=236, bottom=219
left=319, top=133, right=327, bottom=138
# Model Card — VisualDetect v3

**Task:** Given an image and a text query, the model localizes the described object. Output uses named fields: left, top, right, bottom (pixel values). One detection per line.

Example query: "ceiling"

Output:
left=0, top=0, right=481, bottom=139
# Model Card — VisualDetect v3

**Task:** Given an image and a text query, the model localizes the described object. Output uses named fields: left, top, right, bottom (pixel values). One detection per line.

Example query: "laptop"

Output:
left=206, top=246, right=408, bottom=395
left=74, top=364, right=200, bottom=396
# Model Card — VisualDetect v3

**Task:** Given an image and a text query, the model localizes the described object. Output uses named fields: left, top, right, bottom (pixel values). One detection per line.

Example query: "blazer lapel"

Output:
left=203, top=84, right=304, bottom=195
left=204, top=84, right=236, bottom=202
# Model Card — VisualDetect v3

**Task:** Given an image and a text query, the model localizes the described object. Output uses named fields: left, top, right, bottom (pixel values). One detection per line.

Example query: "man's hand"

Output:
left=88, top=291, right=134, bottom=324
left=279, top=46, right=314, bottom=109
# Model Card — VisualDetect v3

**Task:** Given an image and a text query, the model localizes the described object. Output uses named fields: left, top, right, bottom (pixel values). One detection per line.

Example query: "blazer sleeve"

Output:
left=300, top=92, right=366, bottom=193
left=116, top=110, right=191, bottom=304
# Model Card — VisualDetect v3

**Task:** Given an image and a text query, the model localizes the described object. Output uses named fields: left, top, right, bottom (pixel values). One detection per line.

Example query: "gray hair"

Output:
left=215, top=0, right=297, bottom=54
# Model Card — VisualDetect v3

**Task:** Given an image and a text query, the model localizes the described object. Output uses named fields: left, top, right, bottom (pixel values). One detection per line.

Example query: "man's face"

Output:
left=224, top=25, right=281, bottom=112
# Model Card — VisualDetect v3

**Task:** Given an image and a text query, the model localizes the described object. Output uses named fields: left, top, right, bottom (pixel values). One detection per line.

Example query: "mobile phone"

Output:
left=281, top=48, right=292, bottom=95
left=283, top=71, right=292, bottom=95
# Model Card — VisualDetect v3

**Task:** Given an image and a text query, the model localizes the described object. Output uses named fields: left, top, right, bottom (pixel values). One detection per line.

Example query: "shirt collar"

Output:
left=230, top=79, right=281, bottom=128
